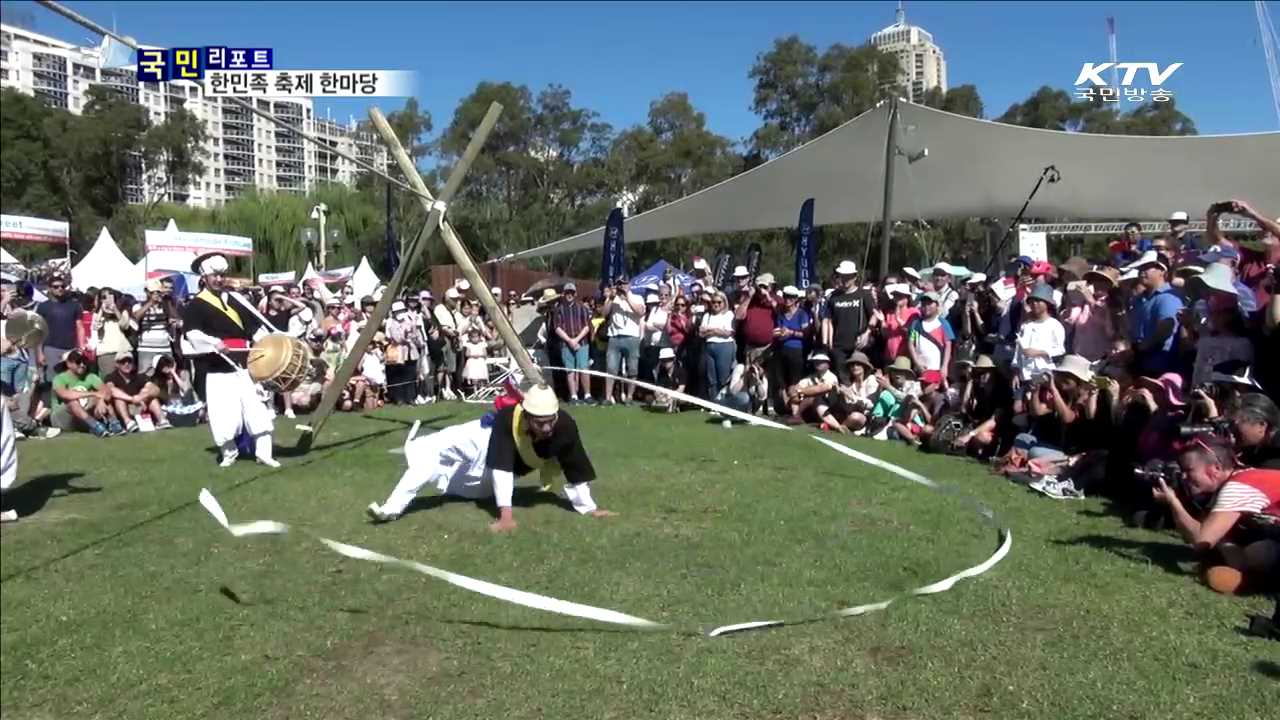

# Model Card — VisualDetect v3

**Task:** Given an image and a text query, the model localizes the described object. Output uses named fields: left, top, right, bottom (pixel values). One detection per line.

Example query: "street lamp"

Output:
left=309, top=202, right=329, bottom=270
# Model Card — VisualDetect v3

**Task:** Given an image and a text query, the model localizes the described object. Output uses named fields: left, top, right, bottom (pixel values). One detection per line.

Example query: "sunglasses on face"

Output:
left=50, top=284, right=66, bottom=290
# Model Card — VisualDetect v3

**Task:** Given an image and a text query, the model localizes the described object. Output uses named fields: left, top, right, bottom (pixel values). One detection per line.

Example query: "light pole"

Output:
left=310, top=202, right=329, bottom=270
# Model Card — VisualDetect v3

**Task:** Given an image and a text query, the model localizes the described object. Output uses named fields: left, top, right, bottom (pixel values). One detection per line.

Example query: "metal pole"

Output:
left=878, top=97, right=899, bottom=280
left=318, top=209, right=327, bottom=271
left=369, top=107, right=545, bottom=386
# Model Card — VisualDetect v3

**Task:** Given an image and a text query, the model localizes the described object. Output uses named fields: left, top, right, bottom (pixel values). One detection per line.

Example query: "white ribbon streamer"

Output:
left=199, top=366, right=1013, bottom=637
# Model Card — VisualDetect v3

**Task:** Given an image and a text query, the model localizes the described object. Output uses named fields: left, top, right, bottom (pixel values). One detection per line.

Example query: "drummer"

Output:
left=181, top=252, right=279, bottom=468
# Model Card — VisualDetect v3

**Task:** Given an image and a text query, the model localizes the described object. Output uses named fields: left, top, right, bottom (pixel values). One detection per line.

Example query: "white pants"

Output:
left=1, top=405, right=16, bottom=491
left=205, top=370, right=275, bottom=446
left=378, top=419, right=596, bottom=516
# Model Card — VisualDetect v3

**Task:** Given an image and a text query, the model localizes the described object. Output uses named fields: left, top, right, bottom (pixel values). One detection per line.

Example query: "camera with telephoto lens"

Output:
left=1132, top=459, right=1185, bottom=487
left=1178, top=417, right=1233, bottom=439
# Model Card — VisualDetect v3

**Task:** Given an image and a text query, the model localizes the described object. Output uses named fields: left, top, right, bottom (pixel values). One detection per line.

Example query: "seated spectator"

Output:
left=953, top=355, right=1015, bottom=460
left=51, top=350, right=119, bottom=437
left=891, top=370, right=945, bottom=448
left=722, top=356, right=770, bottom=417
left=867, top=356, right=920, bottom=438
left=815, top=352, right=879, bottom=434
left=650, top=347, right=686, bottom=413
left=104, top=352, right=166, bottom=432
left=784, top=351, right=837, bottom=423
left=1152, top=437, right=1280, bottom=594
left=1128, top=372, right=1189, bottom=463
left=1024, top=354, right=1102, bottom=457
left=1232, top=393, right=1280, bottom=469
left=149, top=355, right=202, bottom=427
left=287, top=330, right=329, bottom=416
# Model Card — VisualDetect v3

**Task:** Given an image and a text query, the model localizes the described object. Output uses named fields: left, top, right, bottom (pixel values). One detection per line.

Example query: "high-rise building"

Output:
left=0, top=23, right=387, bottom=208
left=869, top=2, right=947, bottom=103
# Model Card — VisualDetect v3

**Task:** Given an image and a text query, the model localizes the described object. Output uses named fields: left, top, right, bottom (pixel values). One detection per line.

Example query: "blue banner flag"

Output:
left=746, top=242, right=763, bottom=279
left=794, top=198, right=817, bottom=288
left=600, top=208, right=626, bottom=286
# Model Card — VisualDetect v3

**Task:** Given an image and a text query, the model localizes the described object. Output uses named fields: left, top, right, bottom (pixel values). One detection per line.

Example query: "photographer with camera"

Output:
left=132, top=279, right=181, bottom=372
left=91, top=287, right=135, bottom=377
left=1151, top=436, right=1280, bottom=594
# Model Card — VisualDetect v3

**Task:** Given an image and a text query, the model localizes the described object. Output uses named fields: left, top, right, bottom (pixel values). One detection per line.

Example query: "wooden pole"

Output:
left=294, top=103, right=503, bottom=449
left=369, top=107, right=545, bottom=387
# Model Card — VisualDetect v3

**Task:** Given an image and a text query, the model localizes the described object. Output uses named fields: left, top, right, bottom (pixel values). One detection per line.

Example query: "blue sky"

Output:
left=16, top=1, right=1280, bottom=143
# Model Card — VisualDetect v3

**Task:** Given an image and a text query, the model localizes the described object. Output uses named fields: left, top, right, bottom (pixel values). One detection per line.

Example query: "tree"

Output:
left=998, top=85, right=1196, bottom=135
left=748, top=37, right=903, bottom=160
left=141, top=106, right=209, bottom=220
left=923, top=84, right=984, bottom=118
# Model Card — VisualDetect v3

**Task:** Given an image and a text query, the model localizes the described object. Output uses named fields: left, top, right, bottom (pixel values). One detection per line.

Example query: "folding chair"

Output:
left=462, top=354, right=525, bottom=404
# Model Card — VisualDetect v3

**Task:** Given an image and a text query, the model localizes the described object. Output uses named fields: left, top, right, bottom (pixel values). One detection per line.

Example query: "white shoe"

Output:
left=284, top=408, right=296, bottom=419
left=38, top=427, right=62, bottom=440
left=256, top=456, right=281, bottom=469
left=366, top=502, right=398, bottom=523
left=0, top=510, right=17, bottom=523
left=219, top=452, right=239, bottom=468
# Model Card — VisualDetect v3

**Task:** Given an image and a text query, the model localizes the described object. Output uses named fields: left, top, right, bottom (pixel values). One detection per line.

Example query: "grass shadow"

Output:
left=1254, top=660, right=1280, bottom=680
left=1053, top=533, right=1194, bottom=576
left=0, top=473, right=97, bottom=518
left=398, top=486, right=574, bottom=521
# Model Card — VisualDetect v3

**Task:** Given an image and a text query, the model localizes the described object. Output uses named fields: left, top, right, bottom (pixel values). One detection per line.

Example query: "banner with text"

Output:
left=1, top=214, right=70, bottom=245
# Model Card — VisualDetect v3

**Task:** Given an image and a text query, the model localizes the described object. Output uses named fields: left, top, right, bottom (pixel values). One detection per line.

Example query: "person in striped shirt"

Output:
left=1152, top=437, right=1279, bottom=593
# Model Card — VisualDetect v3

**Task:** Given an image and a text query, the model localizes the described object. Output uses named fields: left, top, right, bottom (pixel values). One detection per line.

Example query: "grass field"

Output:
left=1, top=405, right=1276, bottom=719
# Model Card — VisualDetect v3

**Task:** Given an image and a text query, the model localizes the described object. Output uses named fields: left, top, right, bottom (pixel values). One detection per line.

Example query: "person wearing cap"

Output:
left=433, top=288, right=465, bottom=400
left=823, top=260, right=873, bottom=383
left=103, top=350, right=168, bottom=432
left=1012, top=282, right=1065, bottom=383
left=1165, top=210, right=1200, bottom=252
left=383, top=300, right=419, bottom=406
left=928, top=263, right=960, bottom=317
left=1189, top=286, right=1255, bottom=391
left=771, top=285, right=812, bottom=412
left=906, top=291, right=956, bottom=384
left=367, top=384, right=614, bottom=532
left=639, top=289, right=671, bottom=392
left=181, top=252, right=279, bottom=468
left=552, top=282, right=594, bottom=403
left=1124, top=251, right=1184, bottom=377
left=603, top=275, right=645, bottom=404
left=740, top=272, right=778, bottom=368
left=782, top=351, right=837, bottom=422
left=1194, top=244, right=1259, bottom=316
left=35, top=273, right=84, bottom=380
left=50, top=350, right=118, bottom=437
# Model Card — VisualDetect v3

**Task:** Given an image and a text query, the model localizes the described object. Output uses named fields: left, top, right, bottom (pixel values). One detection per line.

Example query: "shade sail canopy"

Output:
left=514, top=100, right=1280, bottom=260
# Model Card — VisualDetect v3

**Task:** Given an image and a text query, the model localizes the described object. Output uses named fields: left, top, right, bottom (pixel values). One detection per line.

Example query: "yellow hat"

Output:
left=521, top=383, right=559, bottom=417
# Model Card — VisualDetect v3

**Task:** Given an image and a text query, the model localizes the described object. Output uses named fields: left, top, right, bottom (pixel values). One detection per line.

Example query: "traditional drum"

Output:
left=247, top=333, right=311, bottom=392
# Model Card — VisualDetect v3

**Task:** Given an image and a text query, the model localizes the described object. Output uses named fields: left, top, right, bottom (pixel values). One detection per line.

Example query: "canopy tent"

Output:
left=513, top=100, right=1280, bottom=260
left=350, top=256, right=381, bottom=299
left=71, top=227, right=143, bottom=292
left=1, top=246, right=23, bottom=268
left=629, top=259, right=694, bottom=292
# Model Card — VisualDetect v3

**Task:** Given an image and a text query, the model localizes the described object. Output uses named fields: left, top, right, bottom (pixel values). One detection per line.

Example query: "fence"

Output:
left=429, top=261, right=599, bottom=300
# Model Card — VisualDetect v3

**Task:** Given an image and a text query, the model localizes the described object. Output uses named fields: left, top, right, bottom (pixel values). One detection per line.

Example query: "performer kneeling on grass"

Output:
left=181, top=252, right=279, bottom=468
left=366, top=383, right=615, bottom=532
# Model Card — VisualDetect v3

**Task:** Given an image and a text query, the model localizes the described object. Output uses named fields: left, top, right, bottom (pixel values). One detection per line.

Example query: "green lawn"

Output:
left=1, top=405, right=1275, bottom=719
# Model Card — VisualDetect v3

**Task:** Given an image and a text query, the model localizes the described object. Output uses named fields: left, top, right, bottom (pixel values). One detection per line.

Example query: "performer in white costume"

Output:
left=181, top=252, right=279, bottom=468
left=1, top=404, right=17, bottom=522
left=367, top=384, right=615, bottom=532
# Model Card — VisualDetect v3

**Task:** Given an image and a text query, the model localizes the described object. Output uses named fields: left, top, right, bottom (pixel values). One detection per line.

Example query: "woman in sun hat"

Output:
left=1064, top=266, right=1122, bottom=362
left=817, top=351, right=879, bottom=433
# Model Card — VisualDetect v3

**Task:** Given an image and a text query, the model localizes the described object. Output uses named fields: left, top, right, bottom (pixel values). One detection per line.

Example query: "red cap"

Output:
left=920, top=370, right=944, bottom=385
left=1029, top=261, right=1054, bottom=276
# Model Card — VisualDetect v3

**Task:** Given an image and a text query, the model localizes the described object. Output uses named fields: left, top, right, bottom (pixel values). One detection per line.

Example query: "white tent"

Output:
left=514, top=100, right=1280, bottom=260
left=71, top=227, right=143, bottom=291
left=0, top=246, right=23, bottom=268
left=350, top=256, right=380, bottom=299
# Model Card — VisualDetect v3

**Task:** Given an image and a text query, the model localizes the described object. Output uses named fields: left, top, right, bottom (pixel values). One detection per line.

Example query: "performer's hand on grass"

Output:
left=489, top=508, right=517, bottom=533
left=588, top=509, right=617, bottom=519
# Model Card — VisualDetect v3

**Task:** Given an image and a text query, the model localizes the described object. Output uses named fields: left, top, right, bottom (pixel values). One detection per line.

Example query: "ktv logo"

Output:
left=1074, top=62, right=1183, bottom=87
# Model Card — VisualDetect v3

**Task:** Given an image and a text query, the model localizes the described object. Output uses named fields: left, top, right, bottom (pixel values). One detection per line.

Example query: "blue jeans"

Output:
left=704, top=341, right=736, bottom=398
left=606, top=336, right=640, bottom=377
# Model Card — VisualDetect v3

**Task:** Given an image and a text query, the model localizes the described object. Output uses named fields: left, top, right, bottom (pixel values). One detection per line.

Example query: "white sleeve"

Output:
left=491, top=469, right=515, bottom=509
left=563, top=482, right=597, bottom=514
left=184, top=329, right=222, bottom=354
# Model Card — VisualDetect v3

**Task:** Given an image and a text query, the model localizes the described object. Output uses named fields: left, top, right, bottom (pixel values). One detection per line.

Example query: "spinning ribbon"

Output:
left=200, top=366, right=1012, bottom=637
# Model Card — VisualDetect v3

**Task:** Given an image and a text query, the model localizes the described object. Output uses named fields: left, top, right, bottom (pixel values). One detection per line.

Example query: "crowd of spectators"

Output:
left=2, top=201, right=1277, bottom=605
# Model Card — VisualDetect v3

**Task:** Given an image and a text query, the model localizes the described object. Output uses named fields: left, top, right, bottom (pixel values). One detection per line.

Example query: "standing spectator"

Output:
left=384, top=301, right=416, bottom=405
left=739, top=272, right=778, bottom=365
left=639, top=291, right=671, bottom=389
left=460, top=326, right=490, bottom=395
left=700, top=290, right=737, bottom=401
left=1165, top=210, right=1200, bottom=253
left=1126, top=251, right=1184, bottom=378
left=103, top=352, right=164, bottom=432
left=91, top=287, right=134, bottom=377
left=771, top=285, right=812, bottom=414
left=1, top=326, right=56, bottom=439
left=266, top=286, right=316, bottom=338
left=666, top=294, right=692, bottom=359
left=803, top=284, right=826, bottom=334
left=879, top=283, right=919, bottom=365
left=35, top=273, right=84, bottom=379
left=1013, top=283, right=1066, bottom=383
left=1064, top=266, right=1120, bottom=362
left=906, top=292, right=956, bottom=385
left=823, top=260, right=873, bottom=382
left=603, top=277, right=645, bottom=404
left=433, top=288, right=464, bottom=400
left=728, top=265, right=752, bottom=306
left=132, top=279, right=180, bottom=371
left=928, top=263, right=961, bottom=318
left=553, top=283, right=593, bottom=403
left=50, top=350, right=117, bottom=437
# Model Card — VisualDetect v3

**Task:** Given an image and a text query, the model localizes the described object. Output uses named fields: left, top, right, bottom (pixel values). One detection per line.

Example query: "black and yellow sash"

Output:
left=196, top=289, right=244, bottom=329
left=511, top=405, right=561, bottom=492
